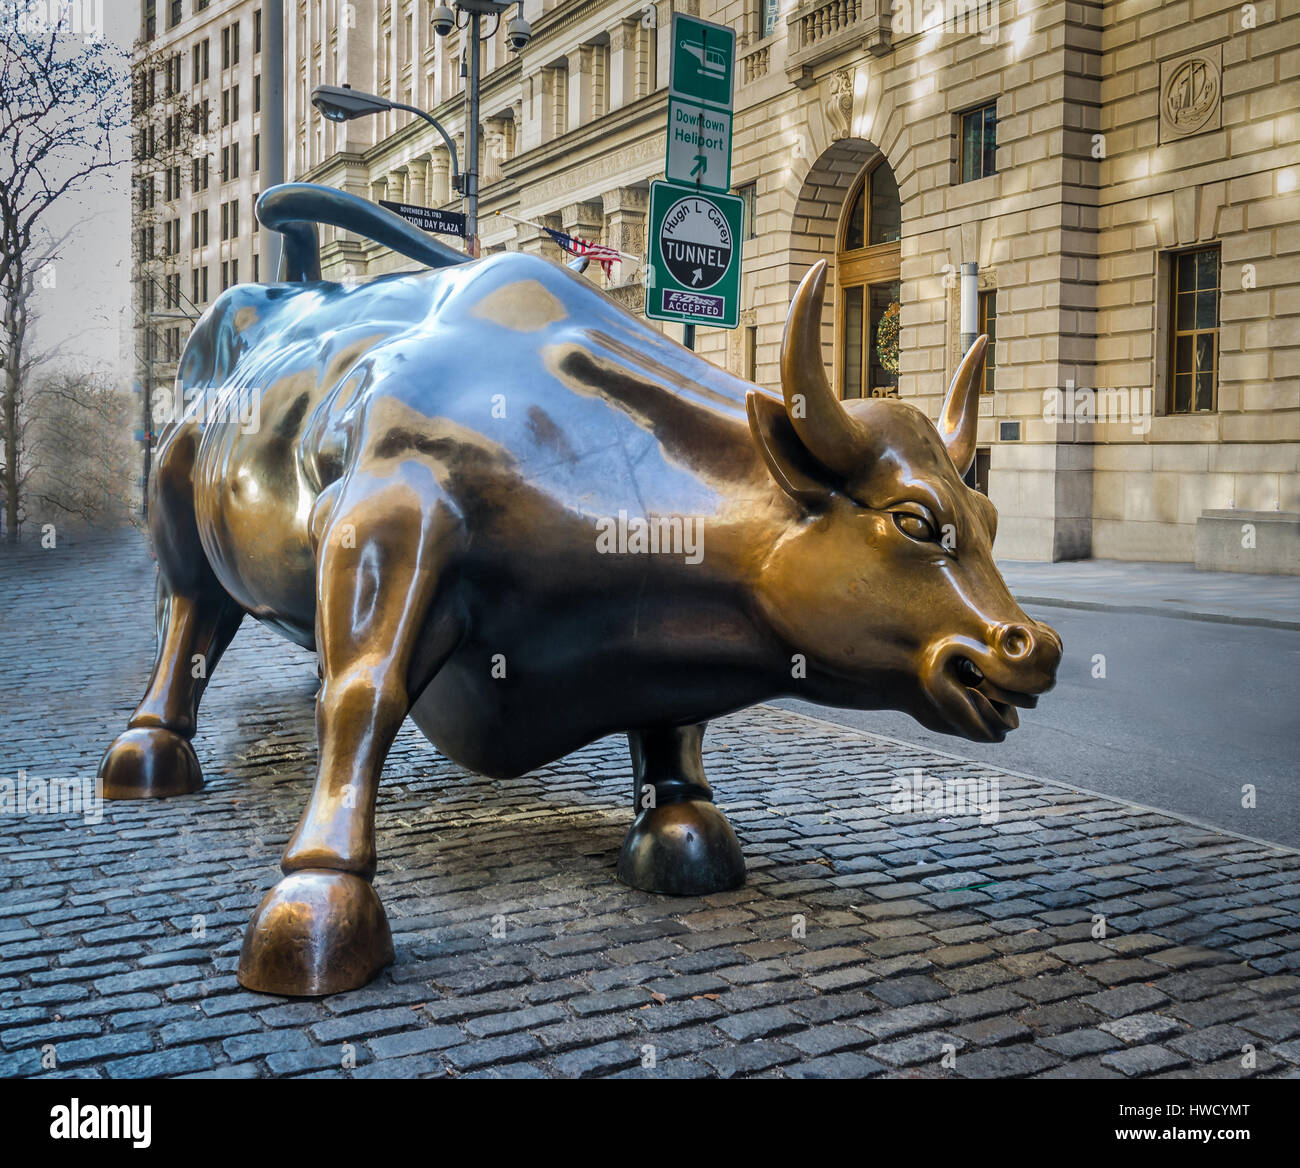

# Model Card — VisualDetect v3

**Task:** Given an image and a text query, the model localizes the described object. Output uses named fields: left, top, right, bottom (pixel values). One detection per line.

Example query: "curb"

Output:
left=1012, top=593, right=1300, bottom=632
left=764, top=703, right=1300, bottom=858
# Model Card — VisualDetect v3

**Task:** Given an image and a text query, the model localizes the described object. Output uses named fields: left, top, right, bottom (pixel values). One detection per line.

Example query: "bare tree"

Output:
left=26, top=364, right=136, bottom=530
left=0, top=2, right=129, bottom=541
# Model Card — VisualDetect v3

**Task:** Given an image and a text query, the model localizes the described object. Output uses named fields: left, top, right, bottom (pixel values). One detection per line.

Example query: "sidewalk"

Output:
left=998, top=559, right=1300, bottom=630
left=2, top=530, right=1299, bottom=1080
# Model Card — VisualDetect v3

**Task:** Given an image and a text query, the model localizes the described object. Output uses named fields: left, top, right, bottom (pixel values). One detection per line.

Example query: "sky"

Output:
left=28, top=0, right=136, bottom=383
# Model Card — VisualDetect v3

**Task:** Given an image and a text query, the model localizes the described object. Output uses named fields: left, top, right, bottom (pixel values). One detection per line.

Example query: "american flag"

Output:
left=542, top=226, right=622, bottom=279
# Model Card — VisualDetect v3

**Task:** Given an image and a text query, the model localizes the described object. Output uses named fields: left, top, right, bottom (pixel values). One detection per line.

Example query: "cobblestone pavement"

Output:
left=3, top=530, right=1300, bottom=1080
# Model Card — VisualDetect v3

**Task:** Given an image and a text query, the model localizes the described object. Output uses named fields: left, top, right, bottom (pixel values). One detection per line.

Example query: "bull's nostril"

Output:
left=956, top=657, right=984, bottom=686
left=999, top=624, right=1033, bottom=659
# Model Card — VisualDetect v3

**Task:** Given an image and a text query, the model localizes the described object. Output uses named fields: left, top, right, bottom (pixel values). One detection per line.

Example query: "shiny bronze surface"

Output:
left=98, top=184, right=1060, bottom=997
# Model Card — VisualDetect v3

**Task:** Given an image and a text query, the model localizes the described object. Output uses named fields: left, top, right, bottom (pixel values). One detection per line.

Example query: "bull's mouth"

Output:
left=948, top=655, right=1041, bottom=742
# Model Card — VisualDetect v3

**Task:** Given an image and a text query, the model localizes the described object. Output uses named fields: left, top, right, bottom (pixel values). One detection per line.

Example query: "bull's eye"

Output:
left=891, top=506, right=937, bottom=543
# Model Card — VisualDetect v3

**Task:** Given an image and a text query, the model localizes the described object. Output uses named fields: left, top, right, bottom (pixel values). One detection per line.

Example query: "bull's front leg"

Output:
left=616, top=723, right=746, bottom=896
left=237, top=480, right=463, bottom=997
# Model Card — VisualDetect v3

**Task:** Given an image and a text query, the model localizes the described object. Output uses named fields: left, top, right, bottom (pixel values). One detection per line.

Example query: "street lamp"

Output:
left=311, top=83, right=462, bottom=199
left=430, top=2, right=531, bottom=256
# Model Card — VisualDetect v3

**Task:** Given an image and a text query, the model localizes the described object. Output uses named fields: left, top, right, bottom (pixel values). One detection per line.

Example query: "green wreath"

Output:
left=876, top=300, right=901, bottom=376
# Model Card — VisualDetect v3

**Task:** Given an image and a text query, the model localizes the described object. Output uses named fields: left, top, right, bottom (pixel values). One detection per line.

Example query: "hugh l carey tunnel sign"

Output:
left=646, top=183, right=743, bottom=329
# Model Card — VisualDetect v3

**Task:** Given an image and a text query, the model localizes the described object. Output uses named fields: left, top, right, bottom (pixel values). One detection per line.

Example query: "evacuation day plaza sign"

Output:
left=645, top=181, right=744, bottom=329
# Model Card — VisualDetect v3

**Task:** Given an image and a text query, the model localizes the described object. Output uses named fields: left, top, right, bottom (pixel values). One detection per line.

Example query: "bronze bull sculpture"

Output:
left=99, top=184, right=1061, bottom=996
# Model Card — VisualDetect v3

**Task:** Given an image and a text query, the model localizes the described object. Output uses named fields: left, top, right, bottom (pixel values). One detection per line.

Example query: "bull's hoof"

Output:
left=98, top=726, right=203, bottom=799
left=237, top=869, right=394, bottom=997
left=617, top=799, right=746, bottom=896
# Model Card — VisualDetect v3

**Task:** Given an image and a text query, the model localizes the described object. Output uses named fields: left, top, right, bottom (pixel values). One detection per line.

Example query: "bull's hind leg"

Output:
left=237, top=482, right=462, bottom=996
left=616, top=723, right=746, bottom=896
left=98, top=428, right=244, bottom=798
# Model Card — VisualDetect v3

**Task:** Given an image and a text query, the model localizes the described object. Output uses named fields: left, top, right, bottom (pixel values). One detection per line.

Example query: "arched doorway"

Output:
left=787, top=138, right=903, bottom=404
left=836, top=159, right=901, bottom=399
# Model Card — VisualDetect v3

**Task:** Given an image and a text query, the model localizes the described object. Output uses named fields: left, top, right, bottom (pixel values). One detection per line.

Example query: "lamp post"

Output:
left=430, top=2, right=531, bottom=257
left=311, top=83, right=462, bottom=200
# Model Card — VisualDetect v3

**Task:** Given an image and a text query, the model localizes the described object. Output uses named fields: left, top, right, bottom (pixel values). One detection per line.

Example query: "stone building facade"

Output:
left=136, top=0, right=1300, bottom=568
left=131, top=0, right=269, bottom=396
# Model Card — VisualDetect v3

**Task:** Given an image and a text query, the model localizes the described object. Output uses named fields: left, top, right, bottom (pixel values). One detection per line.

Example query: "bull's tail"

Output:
left=256, top=182, right=470, bottom=281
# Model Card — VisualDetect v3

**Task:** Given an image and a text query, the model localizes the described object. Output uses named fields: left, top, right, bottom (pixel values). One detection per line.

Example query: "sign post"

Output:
left=646, top=13, right=740, bottom=345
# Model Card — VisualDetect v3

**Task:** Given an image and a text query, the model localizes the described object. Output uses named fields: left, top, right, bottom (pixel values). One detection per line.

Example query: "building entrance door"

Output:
left=837, top=160, right=902, bottom=400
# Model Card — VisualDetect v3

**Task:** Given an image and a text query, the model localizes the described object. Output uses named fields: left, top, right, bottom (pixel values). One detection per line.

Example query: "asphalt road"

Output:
left=775, top=604, right=1300, bottom=850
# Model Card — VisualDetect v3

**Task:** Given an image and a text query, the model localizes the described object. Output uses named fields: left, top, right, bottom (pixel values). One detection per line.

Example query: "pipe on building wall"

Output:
left=264, top=0, right=285, bottom=280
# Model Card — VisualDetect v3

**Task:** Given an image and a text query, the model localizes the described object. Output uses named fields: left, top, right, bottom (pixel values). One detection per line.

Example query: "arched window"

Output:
left=838, top=160, right=901, bottom=400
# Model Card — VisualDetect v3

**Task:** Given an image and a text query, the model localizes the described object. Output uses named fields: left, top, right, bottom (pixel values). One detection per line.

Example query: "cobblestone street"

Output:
left=3, top=531, right=1299, bottom=1080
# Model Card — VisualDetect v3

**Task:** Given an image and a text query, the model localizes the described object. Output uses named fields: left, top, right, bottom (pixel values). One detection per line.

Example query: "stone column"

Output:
left=602, top=187, right=647, bottom=288
left=568, top=46, right=593, bottom=131
left=518, top=212, right=562, bottom=257
left=408, top=156, right=428, bottom=206
left=609, top=21, right=630, bottom=111
left=560, top=201, right=605, bottom=282
left=429, top=152, right=450, bottom=205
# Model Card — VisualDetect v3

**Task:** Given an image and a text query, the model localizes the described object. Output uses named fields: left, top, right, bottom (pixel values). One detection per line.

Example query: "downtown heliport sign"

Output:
left=647, top=13, right=741, bottom=330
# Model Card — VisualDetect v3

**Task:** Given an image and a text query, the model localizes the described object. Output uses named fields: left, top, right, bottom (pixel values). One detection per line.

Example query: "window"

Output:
left=231, top=21, right=240, bottom=65
left=978, top=290, right=996, bottom=394
left=254, top=74, right=261, bottom=112
left=253, top=253, right=259, bottom=281
left=760, top=0, right=780, bottom=38
left=201, top=38, right=209, bottom=80
left=838, top=160, right=902, bottom=400
left=745, top=324, right=758, bottom=381
left=169, top=0, right=181, bottom=29
left=221, top=201, right=229, bottom=240
left=254, top=9, right=262, bottom=53
left=200, top=209, right=208, bottom=244
left=221, top=25, right=230, bottom=69
left=1169, top=246, right=1220, bottom=413
left=192, top=268, right=200, bottom=304
left=230, top=199, right=239, bottom=238
left=253, top=134, right=260, bottom=172
left=959, top=101, right=997, bottom=183
left=843, top=162, right=901, bottom=251
left=231, top=83, right=239, bottom=121
left=221, top=259, right=229, bottom=289
left=736, top=182, right=757, bottom=240
left=222, top=87, right=229, bottom=125
left=231, top=257, right=238, bottom=284
left=201, top=265, right=208, bottom=300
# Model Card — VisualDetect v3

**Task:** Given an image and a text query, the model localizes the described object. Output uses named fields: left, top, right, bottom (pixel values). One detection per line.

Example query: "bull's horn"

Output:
left=780, top=260, right=867, bottom=478
left=938, top=334, right=988, bottom=477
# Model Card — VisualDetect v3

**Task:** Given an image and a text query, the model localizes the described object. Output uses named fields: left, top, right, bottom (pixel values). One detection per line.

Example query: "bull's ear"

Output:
left=746, top=391, right=834, bottom=508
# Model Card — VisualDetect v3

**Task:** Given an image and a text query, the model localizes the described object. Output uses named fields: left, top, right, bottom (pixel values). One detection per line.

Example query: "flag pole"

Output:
left=494, top=210, right=642, bottom=265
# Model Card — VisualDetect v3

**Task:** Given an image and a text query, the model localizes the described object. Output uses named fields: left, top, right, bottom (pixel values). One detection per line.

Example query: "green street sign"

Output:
left=665, top=97, right=732, bottom=193
left=669, top=12, right=735, bottom=111
left=645, top=180, right=743, bottom=329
